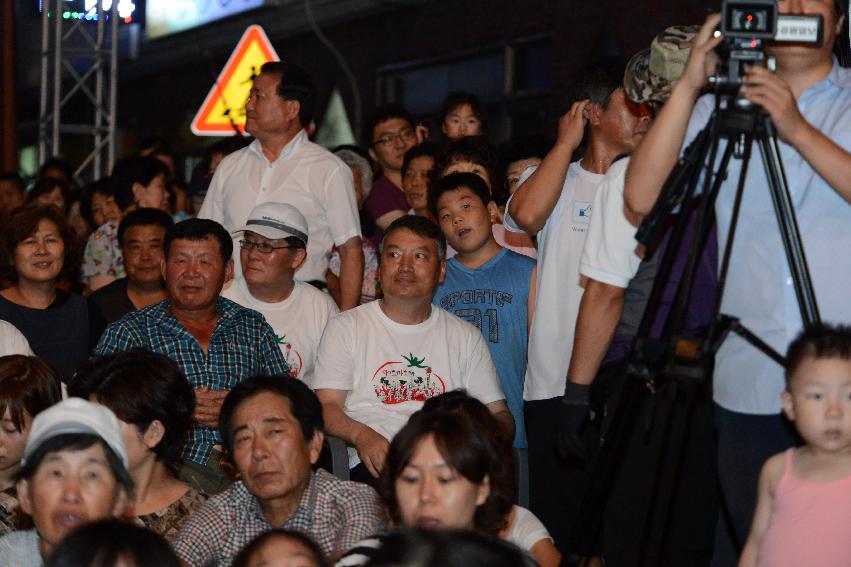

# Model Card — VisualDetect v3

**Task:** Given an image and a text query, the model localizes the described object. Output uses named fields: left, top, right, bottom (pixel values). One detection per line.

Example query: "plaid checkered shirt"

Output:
left=94, top=297, right=288, bottom=465
left=173, top=469, right=386, bottom=566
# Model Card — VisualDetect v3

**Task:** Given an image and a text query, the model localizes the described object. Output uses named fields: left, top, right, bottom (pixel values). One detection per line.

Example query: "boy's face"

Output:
left=782, top=356, right=851, bottom=453
left=17, top=443, right=128, bottom=554
left=436, top=187, right=498, bottom=255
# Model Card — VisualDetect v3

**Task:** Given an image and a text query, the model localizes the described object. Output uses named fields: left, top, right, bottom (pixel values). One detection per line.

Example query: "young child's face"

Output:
left=442, top=160, right=492, bottom=190
left=782, top=356, right=851, bottom=453
left=435, top=187, right=497, bottom=255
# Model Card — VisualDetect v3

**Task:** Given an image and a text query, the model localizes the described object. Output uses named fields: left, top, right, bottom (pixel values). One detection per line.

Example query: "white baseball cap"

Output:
left=232, top=202, right=309, bottom=245
left=22, top=397, right=128, bottom=469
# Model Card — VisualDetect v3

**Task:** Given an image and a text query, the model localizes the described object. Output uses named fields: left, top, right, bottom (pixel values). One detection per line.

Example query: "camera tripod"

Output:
left=569, top=98, right=821, bottom=565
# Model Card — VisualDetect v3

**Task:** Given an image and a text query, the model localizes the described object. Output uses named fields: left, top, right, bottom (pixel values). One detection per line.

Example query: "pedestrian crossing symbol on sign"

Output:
left=191, top=25, right=280, bottom=136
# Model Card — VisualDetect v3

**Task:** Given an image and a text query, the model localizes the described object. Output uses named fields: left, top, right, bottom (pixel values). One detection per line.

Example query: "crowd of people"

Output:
left=0, top=2, right=851, bottom=565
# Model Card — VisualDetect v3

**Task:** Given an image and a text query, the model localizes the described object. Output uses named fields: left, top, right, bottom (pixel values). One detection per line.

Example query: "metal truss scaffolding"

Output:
left=39, top=0, right=118, bottom=182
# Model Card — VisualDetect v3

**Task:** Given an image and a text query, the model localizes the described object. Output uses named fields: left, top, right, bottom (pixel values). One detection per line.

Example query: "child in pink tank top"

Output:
left=739, top=325, right=851, bottom=567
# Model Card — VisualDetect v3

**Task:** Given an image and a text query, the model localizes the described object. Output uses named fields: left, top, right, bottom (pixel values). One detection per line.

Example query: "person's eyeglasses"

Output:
left=239, top=240, right=299, bottom=254
left=373, top=127, right=416, bottom=147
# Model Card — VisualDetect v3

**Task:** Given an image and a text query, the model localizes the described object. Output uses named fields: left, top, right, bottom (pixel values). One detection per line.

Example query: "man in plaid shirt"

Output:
left=174, top=376, right=385, bottom=566
left=95, top=219, right=287, bottom=494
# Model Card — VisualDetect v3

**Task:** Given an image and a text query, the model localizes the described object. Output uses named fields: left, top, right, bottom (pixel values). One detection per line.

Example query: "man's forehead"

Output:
left=126, top=225, right=166, bottom=240
left=171, top=236, right=219, bottom=252
left=374, top=117, right=412, bottom=135
left=384, top=229, right=438, bottom=251
left=243, top=230, right=284, bottom=244
left=235, top=391, right=295, bottom=424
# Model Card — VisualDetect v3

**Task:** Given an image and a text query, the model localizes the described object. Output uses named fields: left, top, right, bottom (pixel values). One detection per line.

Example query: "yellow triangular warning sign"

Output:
left=191, top=25, right=280, bottom=137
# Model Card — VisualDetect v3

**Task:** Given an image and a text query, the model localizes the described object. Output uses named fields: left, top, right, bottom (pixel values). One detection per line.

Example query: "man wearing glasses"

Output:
left=363, top=104, right=422, bottom=248
left=199, top=62, right=364, bottom=310
left=223, top=202, right=339, bottom=385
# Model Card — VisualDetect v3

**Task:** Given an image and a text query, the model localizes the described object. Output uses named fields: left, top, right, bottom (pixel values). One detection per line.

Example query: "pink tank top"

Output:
left=757, top=448, right=851, bottom=567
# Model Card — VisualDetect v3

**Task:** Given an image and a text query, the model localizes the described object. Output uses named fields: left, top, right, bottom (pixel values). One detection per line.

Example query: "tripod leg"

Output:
left=754, top=122, right=821, bottom=327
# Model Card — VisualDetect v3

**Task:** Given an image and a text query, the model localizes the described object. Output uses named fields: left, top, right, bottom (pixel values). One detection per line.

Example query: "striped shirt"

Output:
left=94, top=297, right=288, bottom=465
left=173, top=469, right=386, bottom=566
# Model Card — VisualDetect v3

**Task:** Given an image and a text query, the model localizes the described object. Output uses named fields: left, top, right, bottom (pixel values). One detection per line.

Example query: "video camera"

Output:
left=710, top=0, right=824, bottom=96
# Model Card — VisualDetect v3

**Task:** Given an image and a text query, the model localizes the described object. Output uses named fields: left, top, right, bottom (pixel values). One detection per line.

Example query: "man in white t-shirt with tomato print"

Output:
left=314, top=215, right=513, bottom=484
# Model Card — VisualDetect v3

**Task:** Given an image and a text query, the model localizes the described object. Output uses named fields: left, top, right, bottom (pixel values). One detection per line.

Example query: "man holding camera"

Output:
left=624, top=1, right=851, bottom=559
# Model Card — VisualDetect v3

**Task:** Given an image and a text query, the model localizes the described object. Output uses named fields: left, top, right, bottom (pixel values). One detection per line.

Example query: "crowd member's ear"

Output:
left=308, top=430, right=325, bottom=465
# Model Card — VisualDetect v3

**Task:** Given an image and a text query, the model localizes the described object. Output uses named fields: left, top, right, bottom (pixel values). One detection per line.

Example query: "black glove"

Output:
left=555, top=381, right=591, bottom=461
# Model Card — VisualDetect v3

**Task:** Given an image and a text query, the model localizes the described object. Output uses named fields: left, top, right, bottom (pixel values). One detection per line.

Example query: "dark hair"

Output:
left=138, top=135, right=172, bottom=155
left=365, top=104, right=414, bottom=147
left=0, top=205, right=81, bottom=284
left=27, top=177, right=70, bottom=211
left=439, top=92, right=487, bottom=137
left=785, top=323, right=851, bottom=386
left=0, top=172, right=25, bottom=193
left=363, top=529, right=530, bottom=567
left=163, top=218, right=233, bottom=263
left=379, top=214, right=447, bottom=262
left=0, top=355, right=62, bottom=433
left=402, top=142, right=439, bottom=177
left=44, top=519, right=180, bottom=567
left=110, top=156, right=169, bottom=211
left=571, top=57, right=628, bottom=108
left=260, top=61, right=317, bottom=126
left=231, top=529, right=327, bottom=567
left=378, top=410, right=513, bottom=536
left=499, top=135, right=552, bottom=168
left=19, top=433, right=134, bottom=497
left=117, top=207, right=174, bottom=247
left=38, top=157, right=75, bottom=184
left=833, top=0, right=850, bottom=66
left=219, top=375, right=319, bottom=456
left=428, top=172, right=493, bottom=219
left=434, top=136, right=503, bottom=204
left=69, top=350, right=195, bottom=467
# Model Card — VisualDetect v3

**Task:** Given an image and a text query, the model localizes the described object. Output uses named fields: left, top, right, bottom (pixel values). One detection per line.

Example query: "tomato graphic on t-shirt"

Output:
left=276, top=334, right=303, bottom=379
left=371, top=353, right=446, bottom=404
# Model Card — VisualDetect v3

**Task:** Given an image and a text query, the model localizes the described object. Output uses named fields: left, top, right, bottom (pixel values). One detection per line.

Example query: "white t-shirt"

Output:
left=198, top=130, right=361, bottom=282
left=579, top=158, right=642, bottom=288
left=313, top=301, right=504, bottom=467
left=0, top=320, right=33, bottom=357
left=221, top=278, right=338, bottom=385
left=506, top=505, right=553, bottom=550
left=504, top=161, right=606, bottom=400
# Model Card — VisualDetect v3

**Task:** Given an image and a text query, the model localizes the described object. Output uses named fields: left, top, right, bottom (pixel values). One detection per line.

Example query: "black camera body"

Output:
left=711, top=0, right=823, bottom=98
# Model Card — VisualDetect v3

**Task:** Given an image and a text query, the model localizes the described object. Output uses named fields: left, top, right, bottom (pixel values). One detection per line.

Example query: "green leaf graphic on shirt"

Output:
left=402, top=353, right=427, bottom=368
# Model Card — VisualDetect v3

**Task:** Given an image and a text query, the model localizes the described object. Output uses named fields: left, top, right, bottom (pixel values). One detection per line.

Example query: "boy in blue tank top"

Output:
left=430, top=172, right=537, bottom=447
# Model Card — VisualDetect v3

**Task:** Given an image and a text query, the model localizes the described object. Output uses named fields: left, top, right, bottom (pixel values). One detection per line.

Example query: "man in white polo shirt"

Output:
left=222, top=202, right=339, bottom=384
left=199, top=61, right=364, bottom=310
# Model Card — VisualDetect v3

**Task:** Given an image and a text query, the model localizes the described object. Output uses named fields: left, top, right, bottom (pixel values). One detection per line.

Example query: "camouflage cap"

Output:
left=624, top=25, right=700, bottom=104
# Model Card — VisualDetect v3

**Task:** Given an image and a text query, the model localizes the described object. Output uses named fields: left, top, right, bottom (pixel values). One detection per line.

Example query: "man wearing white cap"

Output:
left=222, top=202, right=339, bottom=385
left=0, top=398, right=132, bottom=566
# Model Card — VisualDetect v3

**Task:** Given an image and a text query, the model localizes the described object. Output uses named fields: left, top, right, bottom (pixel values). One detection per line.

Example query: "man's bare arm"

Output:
left=336, top=236, right=365, bottom=311
left=624, top=14, right=723, bottom=226
left=566, top=279, right=626, bottom=386
left=485, top=400, right=515, bottom=441
left=507, top=101, right=589, bottom=234
left=315, top=388, right=389, bottom=477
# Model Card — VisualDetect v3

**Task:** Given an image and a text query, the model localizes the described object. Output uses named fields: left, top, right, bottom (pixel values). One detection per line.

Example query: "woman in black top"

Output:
left=0, top=206, right=97, bottom=382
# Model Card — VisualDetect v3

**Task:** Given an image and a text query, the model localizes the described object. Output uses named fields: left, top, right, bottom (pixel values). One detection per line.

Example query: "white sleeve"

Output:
left=311, top=313, right=356, bottom=391
left=579, top=159, right=642, bottom=288
left=324, top=163, right=362, bottom=246
left=460, top=323, right=504, bottom=405
left=0, top=321, right=33, bottom=357
left=503, top=165, right=538, bottom=233
left=197, top=164, right=225, bottom=224
left=506, top=506, right=553, bottom=551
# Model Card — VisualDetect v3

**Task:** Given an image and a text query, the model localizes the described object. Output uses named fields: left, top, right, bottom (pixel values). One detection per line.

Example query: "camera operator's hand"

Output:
left=741, top=66, right=809, bottom=145
left=556, top=100, right=590, bottom=151
left=555, top=381, right=592, bottom=461
left=679, top=13, right=724, bottom=95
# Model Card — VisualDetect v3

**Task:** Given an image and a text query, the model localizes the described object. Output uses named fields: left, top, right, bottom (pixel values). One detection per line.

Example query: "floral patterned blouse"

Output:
left=82, top=221, right=125, bottom=280
left=133, top=487, right=207, bottom=541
